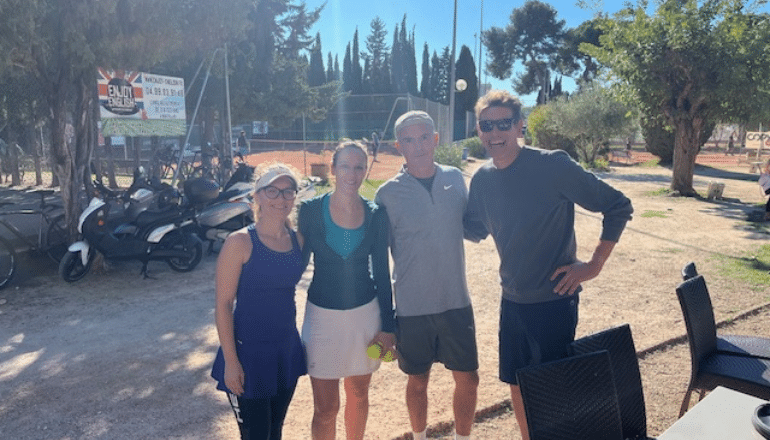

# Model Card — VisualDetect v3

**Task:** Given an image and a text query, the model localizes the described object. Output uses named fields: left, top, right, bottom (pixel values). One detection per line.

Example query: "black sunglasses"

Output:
left=260, top=185, right=298, bottom=200
left=478, top=118, right=517, bottom=133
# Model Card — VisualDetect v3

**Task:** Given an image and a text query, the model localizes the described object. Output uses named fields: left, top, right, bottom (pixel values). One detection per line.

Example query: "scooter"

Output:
left=59, top=172, right=216, bottom=282
left=190, top=158, right=255, bottom=253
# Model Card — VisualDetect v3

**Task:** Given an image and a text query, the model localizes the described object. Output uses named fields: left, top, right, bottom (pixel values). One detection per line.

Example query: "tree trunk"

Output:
left=50, top=81, right=76, bottom=235
left=670, top=117, right=701, bottom=196
left=104, top=136, right=118, bottom=188
left=7, top=128, right=21, bottom=186
left=28, top=124, right=43, bottom=186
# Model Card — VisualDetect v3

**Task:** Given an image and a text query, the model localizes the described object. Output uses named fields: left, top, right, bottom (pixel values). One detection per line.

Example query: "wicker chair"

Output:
left=676, top=274, right=770, bottom=416
left=571, top=324, right=652, bottom=439
left=516, top=350, right=623, bottom=440
left=681, top=262, right=770, bottom=360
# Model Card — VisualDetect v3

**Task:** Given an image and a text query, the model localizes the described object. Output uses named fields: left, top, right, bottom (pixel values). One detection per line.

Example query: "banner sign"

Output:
left=252, top=121, right=269, bottom=136
left=98, top=68, right=186, bottom=136
left=745, top=132, right=770, bottom=150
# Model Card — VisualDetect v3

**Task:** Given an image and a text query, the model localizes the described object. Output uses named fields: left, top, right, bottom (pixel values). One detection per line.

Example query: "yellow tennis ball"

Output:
left=382, top=349, right=395, bottom=362
left=366, top=343, right=382, bottom=360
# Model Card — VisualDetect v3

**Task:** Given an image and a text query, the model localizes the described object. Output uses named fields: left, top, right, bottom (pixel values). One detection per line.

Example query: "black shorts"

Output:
left=395, top=306, right=479, bottom=375
left=499, top=296, right=579, bottom=385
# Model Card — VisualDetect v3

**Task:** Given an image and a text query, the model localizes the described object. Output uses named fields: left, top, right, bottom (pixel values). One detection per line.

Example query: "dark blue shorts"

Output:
left=499, top=295, right=579, bottom=385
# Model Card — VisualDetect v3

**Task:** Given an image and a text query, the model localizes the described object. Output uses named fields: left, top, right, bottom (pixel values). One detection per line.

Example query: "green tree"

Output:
left=363, top=17, right=390, bottom=93
left=1, top=0, right=248, bottom=232
left=561, top=17, right=607, bottom=84
left=326, top=52, right=335, bottom=83
left=420, top=43, right=431, bottom=98
left=342, top=43, right=353, bottom=91
left=527, top=104, right=578, bottom=158
left=584, top=0, right=770, bottom=195
left=405, top=28, right=419, bottom=95
left=389, top=15, right=418, bottom=95
left=547, top=84, right=635, bottom=165
left=352, top=28, right=363, bottom=93
left=308, top=34, right=326, bottom=86
left=484, top=0, right=566, bottom=101
left=454, top=45, right=478, bottom=126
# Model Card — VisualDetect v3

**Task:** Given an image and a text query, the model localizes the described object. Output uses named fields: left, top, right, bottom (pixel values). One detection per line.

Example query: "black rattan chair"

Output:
left=571, top=324, right=651, bottom=440
left=680, top=262, right=770, bottom=360
left=516, top=350, right=623, bottom=440
left=676, top=274, right=770, bottom=416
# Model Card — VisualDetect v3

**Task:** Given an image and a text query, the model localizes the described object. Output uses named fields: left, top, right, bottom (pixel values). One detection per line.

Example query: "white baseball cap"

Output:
left=254, top=164, right=298, bottom=192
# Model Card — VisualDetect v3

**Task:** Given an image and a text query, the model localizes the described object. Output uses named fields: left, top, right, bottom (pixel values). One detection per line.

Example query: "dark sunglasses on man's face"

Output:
left=478, top=118, right=517, bottom=133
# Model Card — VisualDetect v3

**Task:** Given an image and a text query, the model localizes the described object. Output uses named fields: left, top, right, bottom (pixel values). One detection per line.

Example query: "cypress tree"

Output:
left=420, top=43, right=431, bottom=98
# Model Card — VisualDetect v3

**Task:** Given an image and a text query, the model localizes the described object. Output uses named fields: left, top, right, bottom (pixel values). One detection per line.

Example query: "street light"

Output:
left=448, top=0, right=458, bottom=143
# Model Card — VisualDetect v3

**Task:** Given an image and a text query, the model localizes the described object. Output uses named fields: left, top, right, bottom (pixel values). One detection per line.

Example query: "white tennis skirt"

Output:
left=302, top=298, right=382, bottom=379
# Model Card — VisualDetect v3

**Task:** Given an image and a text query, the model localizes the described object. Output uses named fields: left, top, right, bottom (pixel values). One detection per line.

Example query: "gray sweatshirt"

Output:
left=376, top=164, right=472, bottom=317
left=464, top=147, right=633, bottom=304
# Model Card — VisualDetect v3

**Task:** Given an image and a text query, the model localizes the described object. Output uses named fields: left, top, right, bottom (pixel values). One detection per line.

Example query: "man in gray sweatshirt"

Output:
left=463, top=90, right=634, bottom=440
left=376, top=111, right=478, bottom=440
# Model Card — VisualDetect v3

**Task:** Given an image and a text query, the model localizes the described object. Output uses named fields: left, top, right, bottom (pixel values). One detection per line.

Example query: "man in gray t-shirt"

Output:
left=376, top=111, right=478, bottom=440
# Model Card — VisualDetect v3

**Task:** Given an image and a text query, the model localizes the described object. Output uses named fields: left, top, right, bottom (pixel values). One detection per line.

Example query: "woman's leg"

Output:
left=227, top=393, right=271, bottom=440
left=268, top=384, right=298, bottom=440
left=311, top=377, right=341, bottom=440
left=343, top=374, right=372, bottom=440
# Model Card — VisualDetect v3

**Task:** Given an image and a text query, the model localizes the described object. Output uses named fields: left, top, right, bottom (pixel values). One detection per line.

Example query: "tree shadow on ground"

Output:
left=693, top=164, right=759, bottom=182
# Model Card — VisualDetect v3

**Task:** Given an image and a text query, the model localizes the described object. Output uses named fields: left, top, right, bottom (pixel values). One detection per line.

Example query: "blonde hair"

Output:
left=252, top=161, right=301, bottom=226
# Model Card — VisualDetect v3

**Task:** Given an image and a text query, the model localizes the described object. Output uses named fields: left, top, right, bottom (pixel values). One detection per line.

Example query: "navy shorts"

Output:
left=499, top=295, right=579, bottom=385
left=396, top=306, right=479, bottom=375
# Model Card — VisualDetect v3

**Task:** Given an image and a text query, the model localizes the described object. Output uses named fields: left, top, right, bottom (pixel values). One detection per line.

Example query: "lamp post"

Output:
left=479, top=0, right=484, bottom=96
left=448, top=0, right=458, bottom=144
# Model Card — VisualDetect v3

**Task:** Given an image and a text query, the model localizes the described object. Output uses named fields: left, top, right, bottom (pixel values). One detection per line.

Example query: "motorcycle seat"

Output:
left=134, top=208, right=186, bottom=227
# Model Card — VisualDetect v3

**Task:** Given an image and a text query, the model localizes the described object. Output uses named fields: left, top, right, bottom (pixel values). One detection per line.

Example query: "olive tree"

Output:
left=584, top=0, right=770, bottom=195
left=547, top=84, right=635, bottom=165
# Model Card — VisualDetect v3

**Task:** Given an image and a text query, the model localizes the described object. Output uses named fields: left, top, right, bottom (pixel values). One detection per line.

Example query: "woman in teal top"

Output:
left=298, top=140, right=395, bottom=440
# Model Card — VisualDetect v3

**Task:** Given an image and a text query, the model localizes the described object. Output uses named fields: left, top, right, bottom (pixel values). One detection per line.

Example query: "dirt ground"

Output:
left=1, top=150, right=769, bottom=439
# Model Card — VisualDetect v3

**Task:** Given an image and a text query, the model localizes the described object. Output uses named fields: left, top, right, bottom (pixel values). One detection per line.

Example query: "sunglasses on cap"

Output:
left=259, top=185, right=298, bottom=200
left=478, top=118, right=517, bottom=133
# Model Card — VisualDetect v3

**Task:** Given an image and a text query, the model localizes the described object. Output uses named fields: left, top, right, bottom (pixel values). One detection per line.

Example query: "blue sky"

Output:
left=304, top=0, right=625, bottom=105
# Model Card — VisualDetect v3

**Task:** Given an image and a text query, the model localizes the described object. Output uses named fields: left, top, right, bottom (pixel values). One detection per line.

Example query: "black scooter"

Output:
left=191, top=158, right=255, bottom=253
left=59, top=171, right=216, bottom=282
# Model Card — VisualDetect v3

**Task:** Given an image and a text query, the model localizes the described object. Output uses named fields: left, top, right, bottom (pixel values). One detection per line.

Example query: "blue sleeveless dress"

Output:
left=211, top=226, right=307, bottom=399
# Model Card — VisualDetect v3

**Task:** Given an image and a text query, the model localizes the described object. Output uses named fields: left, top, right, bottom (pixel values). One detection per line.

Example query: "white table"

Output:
left=658, top=386, right=768, bottom=439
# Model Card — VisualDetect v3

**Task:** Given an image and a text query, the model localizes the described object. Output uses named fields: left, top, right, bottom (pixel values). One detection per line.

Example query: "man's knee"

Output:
left=407, top=371, right=431, bottom=394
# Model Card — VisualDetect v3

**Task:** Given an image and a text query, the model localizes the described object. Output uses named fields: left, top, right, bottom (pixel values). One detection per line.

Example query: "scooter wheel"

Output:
left=59, top=250, right=93, bottom=282
left=165, top=231, right=203, bottom=272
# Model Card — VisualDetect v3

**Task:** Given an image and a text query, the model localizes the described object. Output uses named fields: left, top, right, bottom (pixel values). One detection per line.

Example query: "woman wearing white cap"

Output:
left=298, top=140, right=396, bottom=440
left=211, top=161, right=306, bottom=439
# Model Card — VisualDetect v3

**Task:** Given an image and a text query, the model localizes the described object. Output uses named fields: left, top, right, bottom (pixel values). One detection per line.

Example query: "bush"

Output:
left=461, top=136, right=485, bottom=159
left=640, top=116, right=674, bottom=164
left=527, top=105, right=578, bottom=159
left=434, top=143, right=464, bottom=169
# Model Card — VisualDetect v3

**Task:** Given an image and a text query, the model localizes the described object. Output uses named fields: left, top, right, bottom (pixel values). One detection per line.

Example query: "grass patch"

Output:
left=639, top=158, right=661, bottom=167
left=644, top=188, right=673, bottom=197
left=640, top=210, right=668, bottom=218
left=310, top=179, right=385, bottom=200
left=714, top=244, right=770, bottom=289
